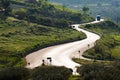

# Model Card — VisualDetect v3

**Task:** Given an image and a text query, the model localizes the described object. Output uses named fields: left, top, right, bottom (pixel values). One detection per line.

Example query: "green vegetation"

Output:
left=50, top=0, right=120, bottom=22
left=68, top=75, right=80, bottom=80
left=77, top=61, right=120, bottom=80
left=50, top=0, right=112, bottom=4
left=73, top=59, right=119, bottom=80
left=11, top=0, right=94, bottom=28
left=112, top=46, right=120, bottom=59
left=0, top=0, right=11, bottom=20
left=0, top=0, right=94, bottom=68
left=0, top=66, right=72, bottom=80
left=32, top=66, right=72, bottom=80
left=0, top=18, right=86, bottom=68
left=0, top=67, right=30, bottom=80
left=82, top=6, right=89, bottom=14
left=83, top=21, right=120, bottom=60
left=1, top=0, right=120, bottom=80
left=73, top=58, right=112, bottom=66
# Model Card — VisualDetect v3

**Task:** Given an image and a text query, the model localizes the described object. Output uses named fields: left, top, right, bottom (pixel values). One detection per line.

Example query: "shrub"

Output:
left=0, top=67, right=30, bottom=80
left=32, top=66, right=72, bottom=80
left=77, top=62, right=120, bottom=80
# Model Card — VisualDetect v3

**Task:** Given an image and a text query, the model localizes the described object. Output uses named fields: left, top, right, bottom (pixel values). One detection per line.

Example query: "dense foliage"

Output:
left=77, top=62, right=120, bottom=80
left=0, top=67, right=30, bottom=80
left=0, top=66, right=72, bottom=80
left=32, top=66, right=72, bottom=80
left=83, top=21, right=120, bottom=60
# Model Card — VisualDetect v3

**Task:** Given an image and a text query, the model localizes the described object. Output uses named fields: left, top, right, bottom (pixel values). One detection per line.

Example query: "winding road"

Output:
left=25, top=19, right=104, bottom=75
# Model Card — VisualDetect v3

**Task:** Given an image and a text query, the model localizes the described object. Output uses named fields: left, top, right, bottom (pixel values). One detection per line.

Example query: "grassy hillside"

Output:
left=0, top=17, right=86, bottom=68
left=82, top=21, right=120, bottom=60
left=0, top=0, right=94, bottom=68
left=11, top=0, right=94, bottom=27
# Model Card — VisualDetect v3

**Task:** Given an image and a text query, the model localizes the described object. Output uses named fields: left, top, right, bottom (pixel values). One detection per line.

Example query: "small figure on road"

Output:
left=42, top=59, right=45, bottom=66
left=88, top=44, right=90, bottom=47
left=49, top=59, right=52, bottom=65
left=28, top=62, right=30, bottom=65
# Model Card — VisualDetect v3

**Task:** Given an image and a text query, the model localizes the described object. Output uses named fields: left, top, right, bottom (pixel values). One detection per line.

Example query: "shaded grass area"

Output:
left=69, top=75, right=80, bottom=80
left=112, top=46, right=120, bottom=59
left=0, top=19, right=86, bottom=68
left=73, top=58, right=113, bottom=66
left=113, top=35, right=120, bottom=59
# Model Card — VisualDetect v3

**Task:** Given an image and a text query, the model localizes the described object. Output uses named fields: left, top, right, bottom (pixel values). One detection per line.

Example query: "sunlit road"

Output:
left=26, top=19, right=104, bottom=75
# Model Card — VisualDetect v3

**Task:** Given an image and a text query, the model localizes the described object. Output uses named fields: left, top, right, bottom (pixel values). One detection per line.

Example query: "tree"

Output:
left=12, top=8, right=27, bottom=19
left=0, top=0, right=11, bottom=15
left=82, top=6, right=89, bottom=14
left=32, top=66, right=72, bottom=80
left=38, top=0, right=48, bottom=7
left=0, top=67, right=30, bottom=80
left=0, top=0, right=11, bottom=20
left=77, top=63, right=120, bottom=80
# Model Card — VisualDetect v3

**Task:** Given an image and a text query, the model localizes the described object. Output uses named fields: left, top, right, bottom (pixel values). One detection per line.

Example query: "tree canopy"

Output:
left=77, top=62, right=120, bottom=80
left=32, top=66, right=72, bottom=80
left=82, top=6, right=89, bottom=14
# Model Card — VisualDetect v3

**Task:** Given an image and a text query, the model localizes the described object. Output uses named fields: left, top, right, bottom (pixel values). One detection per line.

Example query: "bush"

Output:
left=77, top=62, right=120, bottom=80
left=0, top=67, right=30, bottom=80
left=32, top=66, right=72, bottom=80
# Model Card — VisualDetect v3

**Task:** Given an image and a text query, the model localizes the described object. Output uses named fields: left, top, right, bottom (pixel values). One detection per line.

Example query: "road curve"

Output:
left=25, top=19, right=104, bottom=75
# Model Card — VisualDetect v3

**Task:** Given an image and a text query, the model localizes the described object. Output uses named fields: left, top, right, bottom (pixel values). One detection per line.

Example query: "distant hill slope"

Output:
left=50, top=0, right=113, bottom=4
left=11, top=0, right=94, bottom=28
left=49, top=0, right=120, bottom=22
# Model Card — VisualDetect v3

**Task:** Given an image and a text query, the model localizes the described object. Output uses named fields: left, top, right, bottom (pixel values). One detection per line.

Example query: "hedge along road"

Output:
left=25, top=19, right=104, bottom=75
